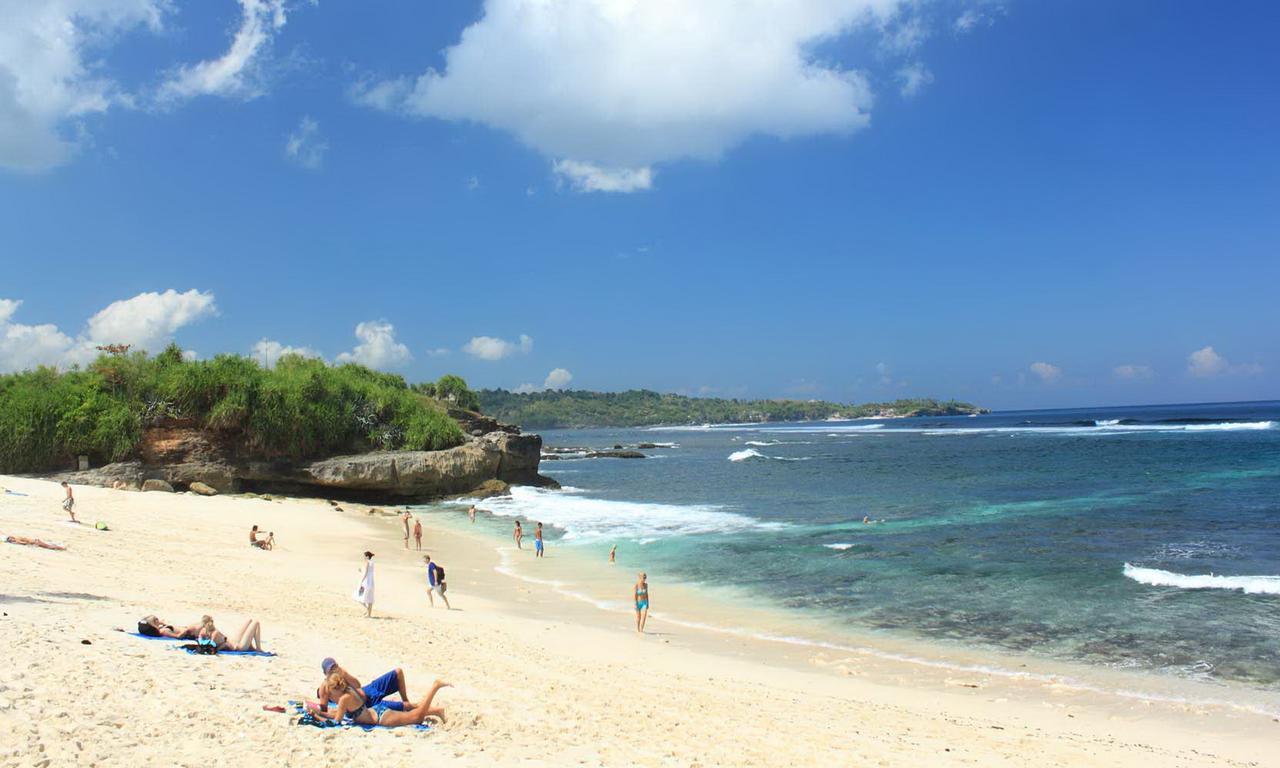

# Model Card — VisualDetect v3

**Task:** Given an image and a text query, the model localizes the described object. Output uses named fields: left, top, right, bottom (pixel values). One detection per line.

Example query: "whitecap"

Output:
left=824, top=542, right=854, bottom=551
left=728, top=448, right=765, bottom=462
left=1122, top=563, right=1280, bottom=595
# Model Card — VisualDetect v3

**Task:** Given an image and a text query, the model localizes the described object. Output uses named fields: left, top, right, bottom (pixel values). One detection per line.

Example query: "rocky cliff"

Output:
left=51, top=425, right=555, bottom=501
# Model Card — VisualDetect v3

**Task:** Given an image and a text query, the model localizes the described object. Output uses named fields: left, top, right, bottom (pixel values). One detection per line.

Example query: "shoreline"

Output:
left=3, top=474, right=1277, bottom=766
left=425, top=499, right=1280, bottom=721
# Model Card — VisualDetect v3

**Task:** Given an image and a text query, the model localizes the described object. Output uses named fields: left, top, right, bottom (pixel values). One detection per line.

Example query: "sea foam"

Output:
left=1122, top=563, right=1280, bottom=595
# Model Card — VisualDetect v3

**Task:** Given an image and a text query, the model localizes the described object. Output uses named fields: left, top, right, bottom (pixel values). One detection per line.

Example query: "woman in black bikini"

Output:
left=313, top=670, right=450, bottom=727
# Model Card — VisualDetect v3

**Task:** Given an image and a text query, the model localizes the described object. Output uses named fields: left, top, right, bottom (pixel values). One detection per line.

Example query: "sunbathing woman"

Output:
left=4, top=534, right=66, bottom=550
left=138, top=614, right=207, bottom=639
left=312, top=670, right=450, bottom=727
left=198, top=616, right=265, bottom=652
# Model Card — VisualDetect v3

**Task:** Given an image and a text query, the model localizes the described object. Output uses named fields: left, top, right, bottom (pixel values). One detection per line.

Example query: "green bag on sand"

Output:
left=95, top=522, right=110, bottom=531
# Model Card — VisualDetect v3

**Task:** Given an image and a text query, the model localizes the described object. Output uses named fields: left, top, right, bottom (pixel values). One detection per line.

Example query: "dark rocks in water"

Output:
left=636, top=442, right=660, bottom=449
left=613, top=444, right=624, bottom=450
left=585, top=450, right=645, bottom=459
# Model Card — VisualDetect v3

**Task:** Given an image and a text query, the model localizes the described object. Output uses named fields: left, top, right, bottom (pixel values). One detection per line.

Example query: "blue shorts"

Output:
left=362, top=670, right=401, bottom=706
left=535, top=539, right=544, bottom=552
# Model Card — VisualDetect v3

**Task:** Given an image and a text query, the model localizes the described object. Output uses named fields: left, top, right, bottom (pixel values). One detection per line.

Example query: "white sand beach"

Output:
left=1, top=475, right=1276, bottom=768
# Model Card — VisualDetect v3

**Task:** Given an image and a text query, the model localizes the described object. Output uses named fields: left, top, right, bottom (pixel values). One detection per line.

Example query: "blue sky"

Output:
left=0, top=0, right=1276, bottom=409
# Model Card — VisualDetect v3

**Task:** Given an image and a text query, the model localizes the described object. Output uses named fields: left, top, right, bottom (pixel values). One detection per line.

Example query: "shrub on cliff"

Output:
left=0, top=346, right=465, bottom=473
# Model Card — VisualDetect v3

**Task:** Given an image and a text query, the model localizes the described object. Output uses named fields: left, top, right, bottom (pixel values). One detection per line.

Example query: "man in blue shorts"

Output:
left=316, top=657, right=416, bottom=714
left=423, top=555, right=451, bottom=609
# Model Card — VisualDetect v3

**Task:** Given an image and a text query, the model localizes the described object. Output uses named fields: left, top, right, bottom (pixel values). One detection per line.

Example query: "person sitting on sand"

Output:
left=197, top=616, right=266, bottom=652
left=250, top=525, right=268, bottom=548
left=634, top=572, right=650, bottom=633
left=4, top=533, right=66, bottom=550
left=312, top=671, right=450, bottom=728
left=61, top=481, right=77, bottom=523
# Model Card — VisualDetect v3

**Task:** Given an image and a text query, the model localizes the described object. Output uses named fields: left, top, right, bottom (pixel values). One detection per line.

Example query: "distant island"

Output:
left=478, top=389, right=987, bottom=429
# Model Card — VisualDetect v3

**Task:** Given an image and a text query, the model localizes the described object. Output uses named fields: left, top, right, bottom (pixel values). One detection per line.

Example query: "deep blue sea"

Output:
left=476, top=401, right=1280, bottom=687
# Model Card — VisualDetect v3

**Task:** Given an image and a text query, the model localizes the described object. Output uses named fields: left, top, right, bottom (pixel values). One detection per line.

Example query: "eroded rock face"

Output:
left=48, top=425, right=551, bottom=501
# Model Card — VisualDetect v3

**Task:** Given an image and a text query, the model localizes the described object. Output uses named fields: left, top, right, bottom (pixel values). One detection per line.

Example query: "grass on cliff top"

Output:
left=0, top=345, right=467, bottom=474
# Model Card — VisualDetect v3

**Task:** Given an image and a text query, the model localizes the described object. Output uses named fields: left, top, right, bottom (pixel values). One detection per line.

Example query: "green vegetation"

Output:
left=0, top=345, right=467, bottom=474
left=477, top=389, right=986, bottom=429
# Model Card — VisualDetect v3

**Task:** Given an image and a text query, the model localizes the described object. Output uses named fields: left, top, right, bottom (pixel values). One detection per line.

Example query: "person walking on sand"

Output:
left=513, top=520, right=523, bottom=550
left=609, top=544, right=617, bottom=564
left=60, top=481, right=77, bottom=523
left=423, top=555, right=451, bottom=609
left=401, top=511, right=412, bottom=549
left=534, top=522, right=545, bottom=558
left=468, top=505, right=476, bottom=523
left=634, top=572, right=650, bottom=633
left=413, top=517, right=423, bottom=551
left=354, top=551, right=376, bottom=617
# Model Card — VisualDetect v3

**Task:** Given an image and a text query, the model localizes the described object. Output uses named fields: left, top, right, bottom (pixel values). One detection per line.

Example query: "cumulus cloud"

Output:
left=463, top=334, right=533, bottom=361
left=1187, top=346, right=1261, bottom=378
left=0, top=290, right=215, bottom=373
left=897, top=62, right=934, bottom=98
left=1113, top=364, right=1153, bottom=380
left=354, top=0, right=925, bottom=192
left=512, top=382, right=538, bottom=394
left=0, top=0, right=166, bottom=172
left=84, top=289, right=217, bottom=350
left=251, top=338, right=322, bottom=367
left=156, top=0, right=288, bottom=104
left=543, top=368, right=573, bottom=390
left=1029, top=361, right=1062, bottom=383
left=335, top=321, right=412, bottom=369
left=284, top=115, right=326, bottom=169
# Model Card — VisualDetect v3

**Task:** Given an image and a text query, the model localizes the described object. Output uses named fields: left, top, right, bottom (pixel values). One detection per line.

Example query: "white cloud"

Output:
left=543, top=367, right=573, bottom=390
left=1113, top=364, right=1153, bottom=380
left=512, top=382, right=537, bottom=394
left=463, top=333, right=533, bottom=361
left=553, top=160, right=653, bottom=193
left=354, top=0, right=919, bottom=192
left=1187, top=345, right=1261, bottom=378
left=424, top=347, right=451, bottom=358
left=0, top=290, right=215, bottom=373
left=897, top=62, right=934, bottom=98
left=84, top=289, right=217, bottom=350
left=335, top=320, right=412, bottom=369
left=284, top=115, right=327, bottom=169
left=156, top=0, right=288, bottom=104
left=0, top=1, right=167, bottom=172
left=954, top=6, right=1002, bottom=33
left=1029, top=361, right=1062, bottom=383
left=251, top=338, right=322, bottom=367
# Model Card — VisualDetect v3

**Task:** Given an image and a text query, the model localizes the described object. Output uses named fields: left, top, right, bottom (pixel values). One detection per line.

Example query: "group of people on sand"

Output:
left=250, top=524, right=275, bottom=550
left=512, top=519, right=547, bottom=557
left=137, top=614, right=266, bottom=653
left=311, top=657, right=450, bottom=727
left=402, top=510, right=424, bottom=550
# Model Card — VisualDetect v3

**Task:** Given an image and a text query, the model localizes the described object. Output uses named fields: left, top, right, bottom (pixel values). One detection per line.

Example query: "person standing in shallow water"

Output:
left=634, top=572, right=650, bottom=633
left=534, top=522, right=545, bottom=558
left=609, top=545, right=617, bottom=564
left=401, top=511, right=412, bottom=549
left=468, top=505, right=476, bottom=523
left=412, top=517, right=423, bottom=551
left=513, top=520, right=523, bottom=549
left=354, top=551, right=376, bottom=618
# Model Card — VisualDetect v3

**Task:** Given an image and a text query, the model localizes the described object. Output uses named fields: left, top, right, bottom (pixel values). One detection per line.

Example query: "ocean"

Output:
left=449, top=401, right=1280, bottom=690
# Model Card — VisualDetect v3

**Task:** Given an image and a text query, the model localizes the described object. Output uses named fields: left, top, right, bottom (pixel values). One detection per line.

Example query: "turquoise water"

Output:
left=472, top=402, right=1280, bottom=687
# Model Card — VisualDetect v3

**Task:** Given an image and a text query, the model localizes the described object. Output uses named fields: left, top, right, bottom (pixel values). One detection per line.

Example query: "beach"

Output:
left=2, top=475, right=1276, bottom=768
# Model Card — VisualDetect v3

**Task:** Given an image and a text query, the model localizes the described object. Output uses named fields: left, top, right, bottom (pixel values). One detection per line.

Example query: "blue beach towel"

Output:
left=288, top=701, right=429, bottom=731
left=124, top=632, right=182, bottom=641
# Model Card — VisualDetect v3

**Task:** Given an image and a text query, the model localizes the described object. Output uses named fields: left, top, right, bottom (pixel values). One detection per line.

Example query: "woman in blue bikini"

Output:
left=634, top=572, right=650, bottom=633
left=313, top=671, right=451, bottom=727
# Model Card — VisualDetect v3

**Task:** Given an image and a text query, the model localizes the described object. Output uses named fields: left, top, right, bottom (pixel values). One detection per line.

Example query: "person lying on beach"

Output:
left=312, top=671, right=450, bottom=728
left=197, top=616, right=265, bottom=652
left=137, top=614, right=206, bottom=639
left=4, top=533, right=66, bottom=550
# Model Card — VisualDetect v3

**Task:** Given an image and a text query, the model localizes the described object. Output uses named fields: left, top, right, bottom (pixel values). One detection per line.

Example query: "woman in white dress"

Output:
left=353, top=550, right=375, bottom=617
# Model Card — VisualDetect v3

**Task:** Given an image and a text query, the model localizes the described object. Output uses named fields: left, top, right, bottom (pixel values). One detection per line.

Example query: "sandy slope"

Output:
left=1, top=475, right=1274, bottom=768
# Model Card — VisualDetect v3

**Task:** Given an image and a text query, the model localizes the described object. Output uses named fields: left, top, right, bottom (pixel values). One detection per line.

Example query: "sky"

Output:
left=0, top=0, right=1276, bottom=410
